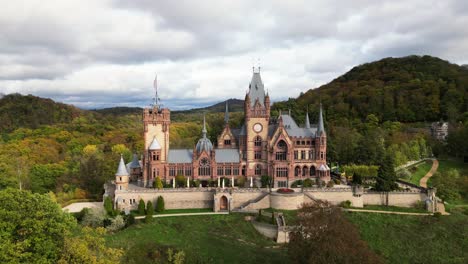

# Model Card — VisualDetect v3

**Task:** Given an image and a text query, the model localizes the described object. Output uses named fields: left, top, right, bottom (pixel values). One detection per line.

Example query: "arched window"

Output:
left=302, top=166, right=308, bottom=176
left=275, top=140, right=288, bottom=161
left=294, top=166, right=301, bottom=177
left=310, top=166, right=316, bottom=176
left=198, top=158, right=211, bottom=176
left=254, top=136, right=262, bottom=147
left=255, top=164, right=262, bottom=176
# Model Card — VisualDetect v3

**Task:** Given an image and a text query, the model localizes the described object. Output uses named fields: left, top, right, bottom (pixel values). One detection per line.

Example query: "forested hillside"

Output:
left=0, top=93, right=82, bottom=131
left=273, top=55, right=468, bottom=123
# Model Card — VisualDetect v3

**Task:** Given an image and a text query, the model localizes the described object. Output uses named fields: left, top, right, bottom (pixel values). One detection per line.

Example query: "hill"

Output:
left=273, top=55, right=468, bottom=123
left=174, top=98, right=244, bottom=113
left=0, top=93, right=82, bottom=132
left=93, top=107, right=143, bottom=116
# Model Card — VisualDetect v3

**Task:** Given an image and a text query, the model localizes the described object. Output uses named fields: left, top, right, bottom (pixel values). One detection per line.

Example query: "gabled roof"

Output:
left=168, top=149, right=193, bottom=163
left=318, top=164, right=330, bottom=171
left=215, top=149, right=240, bottom=163
left=149, top=136, right=162, bottom=150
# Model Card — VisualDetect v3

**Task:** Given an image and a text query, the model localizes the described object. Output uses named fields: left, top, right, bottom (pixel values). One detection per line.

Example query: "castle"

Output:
left=107, top=69, right=434, bottom=213
left=114, top=68, right=330, bottom=193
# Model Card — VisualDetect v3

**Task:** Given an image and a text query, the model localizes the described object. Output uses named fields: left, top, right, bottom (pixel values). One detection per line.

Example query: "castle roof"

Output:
left=215, top=149, right=240, bottom=163
left=279, top=114, right=317, bottom=137
left=115, top=155, right=129, bottom=176
left=317, top=103, right=325, bottom=136
left=247, top=71, right=265, bottom=107
left=196, top=115, right=213, bottom=153
left=168, top=149, right=193, bottom=163
left=318, top=164, right=330, bottom=171
left=129, top=153, right=141, bottom=168
left=149, top=136, right=162, bottom=150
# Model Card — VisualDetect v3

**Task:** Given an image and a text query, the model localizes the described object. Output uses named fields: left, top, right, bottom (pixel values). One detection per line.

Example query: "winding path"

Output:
left=419, top=159, right=439, bottom=188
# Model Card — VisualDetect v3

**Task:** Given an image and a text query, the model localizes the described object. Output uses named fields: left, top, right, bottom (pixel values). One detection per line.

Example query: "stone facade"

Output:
left=116, top=68, right=330, bottom=197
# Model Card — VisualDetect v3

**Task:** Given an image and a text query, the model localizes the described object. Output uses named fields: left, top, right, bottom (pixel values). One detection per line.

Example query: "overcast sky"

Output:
left=1, top=0, right=467, bottom=109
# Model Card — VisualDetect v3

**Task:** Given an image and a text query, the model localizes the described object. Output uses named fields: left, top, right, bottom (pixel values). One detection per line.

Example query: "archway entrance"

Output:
left=220, top=196, right=228, bottom=211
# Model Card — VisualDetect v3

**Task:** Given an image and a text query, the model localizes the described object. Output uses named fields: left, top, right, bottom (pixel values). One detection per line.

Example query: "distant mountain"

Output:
left=463, top=64, right=468, bottom=70
left=93, top=107, right=143, bottom=116
left=273, top=55, right=468, bottom=123
left=0, top=93, right=82, bottom=132
left=174, top=98, right=244, bottom=114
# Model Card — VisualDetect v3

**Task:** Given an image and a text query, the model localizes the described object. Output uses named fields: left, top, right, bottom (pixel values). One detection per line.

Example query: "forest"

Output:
left=0, top=55, right=467, bottom=202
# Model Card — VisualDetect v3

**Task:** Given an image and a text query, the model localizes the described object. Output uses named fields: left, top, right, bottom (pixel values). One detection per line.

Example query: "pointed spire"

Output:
left=130, top=153, right=140, bottom=168
left=115, top=155, right=129, bottom=176
left=224, top=101, right=229, bottom=124
left=202, top=114, right=207, bottom=138
left=317, top=103, right=325, bottom=135
left=305, top=107, right=311, bottom=129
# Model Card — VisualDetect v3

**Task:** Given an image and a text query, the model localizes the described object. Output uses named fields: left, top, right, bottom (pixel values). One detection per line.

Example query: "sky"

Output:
left=1, top=0, right=467, bottom=110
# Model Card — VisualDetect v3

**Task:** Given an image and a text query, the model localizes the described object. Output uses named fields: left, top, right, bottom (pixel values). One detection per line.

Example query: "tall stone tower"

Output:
left=244, top=67, right=270, bottom=177
left=142, top=76, right=170, bottom=187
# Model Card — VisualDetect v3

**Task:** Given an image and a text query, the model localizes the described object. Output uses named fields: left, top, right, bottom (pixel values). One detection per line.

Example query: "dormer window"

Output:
left=224, top=139, right=231, bottom=145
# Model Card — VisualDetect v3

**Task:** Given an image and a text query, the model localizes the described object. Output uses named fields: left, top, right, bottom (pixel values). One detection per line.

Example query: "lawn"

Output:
left=405, top=160, right=433, bottom=185
left=350, top=204, right=427, bottom=213
left=106, top=214, right=287, bottom=264
left=346, top=212, right=468, bottom=264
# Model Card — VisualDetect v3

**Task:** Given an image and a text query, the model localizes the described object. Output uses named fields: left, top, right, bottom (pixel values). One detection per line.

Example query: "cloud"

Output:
left=0, top=0, right=467, bottom=108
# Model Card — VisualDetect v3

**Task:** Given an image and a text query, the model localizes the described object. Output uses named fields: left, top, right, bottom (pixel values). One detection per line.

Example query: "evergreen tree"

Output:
left=352, top=173, right=362, bottom=185
left=154, top=176, right=163, bottom=190
left=103, top=196, right=115, bottom=216
left=375, top=153, right=398, bottom=192
left=145, top=201, right=154, bottom=223
left=138, top=199, right=145, bottom=215
left=156, top=196, right=165, bottom=212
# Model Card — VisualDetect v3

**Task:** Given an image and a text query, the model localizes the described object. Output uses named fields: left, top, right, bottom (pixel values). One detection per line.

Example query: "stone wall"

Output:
left=270, top=192, right=304, bottom=210
left=363, top=191, right=428, bottom=207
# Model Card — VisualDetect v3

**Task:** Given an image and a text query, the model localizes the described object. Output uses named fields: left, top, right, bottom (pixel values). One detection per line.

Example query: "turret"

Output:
left=196, top=115, right=213, bottom=154
left=115, top=155, right=129, bottom=191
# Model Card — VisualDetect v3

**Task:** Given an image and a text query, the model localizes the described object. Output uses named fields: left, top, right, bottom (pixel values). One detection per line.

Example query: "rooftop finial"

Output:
left=202, top=114, right=207, bottom=138
left=224, top=101, right=229, bottom=124
left=153, top=73, right=160, bottom=108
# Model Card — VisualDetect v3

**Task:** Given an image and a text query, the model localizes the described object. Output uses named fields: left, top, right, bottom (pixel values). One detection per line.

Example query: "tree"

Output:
left=288, top=201, right=383, bottom=264
left=430, top=170, right=462, bottom=202
left=352, top=172, right=363, bottom=185
left=58, top=227, right=123, bottom=264
left=154, top=176, right=163, bottom=190
left=145, top=201, right=154, bottom=223
left=30, top=163, right=66, bottom=193
left=138, top=199, right=146, bottom=215
left=103, top=196, right=115, bottom=216
left=0, top=188, right=75, bottom=263
left=175, top=175, right=185, bottom=187
left=260, top=175, right=271, bottom=188
left=375, top=153, right=398, bottom=192
left=156, top=196, right=165, bottom=212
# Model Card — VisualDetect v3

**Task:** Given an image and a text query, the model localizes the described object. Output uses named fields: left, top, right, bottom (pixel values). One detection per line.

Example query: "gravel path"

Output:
left=420, top=159, right=439, bottom=188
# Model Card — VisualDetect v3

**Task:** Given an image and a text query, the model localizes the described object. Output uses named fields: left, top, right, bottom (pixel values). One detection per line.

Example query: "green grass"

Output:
left=428, top=159, right=468, bottom=206
left=106, top=214, right=287, bottom=264
left=346, top=211, right=468, bottom=264
left=405, top=160, right=433, bottom=185
left=131, top=208, right=212, bottom=216
left=350, top=205, right=427, bottom=213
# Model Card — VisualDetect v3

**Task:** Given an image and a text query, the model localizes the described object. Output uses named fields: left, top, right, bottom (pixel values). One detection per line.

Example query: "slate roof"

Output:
left=129, top=154, right=141, bottom=168
left=115, top=156, right=129, bottom=176
left=280, top=114, right=317, bottom=137
left=168, top=149, right=193, bottom=163
left=149, top=136, right=162, bottom=150
left=215, top=149, right=240, bottom=163
left=248, top=72, right=265, bottom=106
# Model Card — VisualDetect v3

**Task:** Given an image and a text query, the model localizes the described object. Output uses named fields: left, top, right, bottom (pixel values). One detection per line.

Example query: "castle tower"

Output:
left=217, top=101, right=237, bottom=148
left=244, top=67, right=270, bottom=177
left=142, top=75, right=170, bottom=187
left=316, top=103, right=329, bottom=180
left=115, top=155, right=130, bottom=191
left=129, top=153, right=142, bottom=182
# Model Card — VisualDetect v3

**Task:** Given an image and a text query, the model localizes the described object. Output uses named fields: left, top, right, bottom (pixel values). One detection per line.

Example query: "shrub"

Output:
left=291, top=180, right=302, bottom=188
left=125, top=214, right=135, bottom=227
left=103, top=196, right=115, bottom=216
left=146, top=201, right=154, bottom=223
left=397, top=168, right=411, bottom=179
left=175, top=175, right=185, bottom=187
left=260, top=175, right=271, bottom=188
left=303, top=178, right=313, bottom=187
left=333, top=179, right=341, bottom=184
left=153, top=176, right=163, bottom=190
left=81, top=208, right=105, bottom=227
left=107, top=215, right=125, bottom=232
left=236, top=176, right=246, bottom=187
left=326, top=181, right=334, bottom=188
left=156, top=196, right=165, bottom=213
left=76, top=208, right=90, bottom=222
left=340, top=200, right=352, bottom=208
left=138, top=199, right=146, bottom=215
left=277, top=188, right=294, bottom=193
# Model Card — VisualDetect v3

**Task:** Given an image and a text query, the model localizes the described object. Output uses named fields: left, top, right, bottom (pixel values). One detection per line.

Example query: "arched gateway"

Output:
left=220, top=196, right=228, bottom=211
